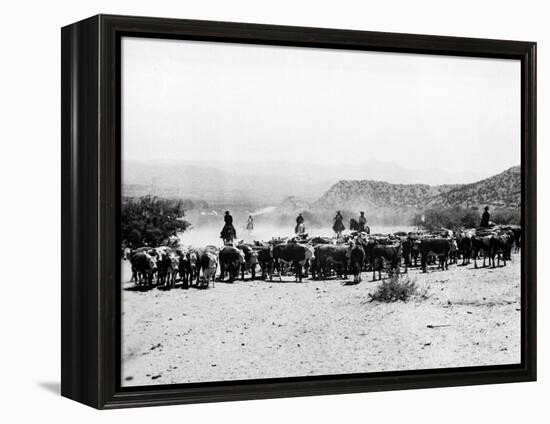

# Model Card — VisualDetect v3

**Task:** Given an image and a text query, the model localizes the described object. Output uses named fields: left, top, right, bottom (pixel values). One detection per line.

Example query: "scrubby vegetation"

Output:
left=368, top=274, right=428, bottom=303
left=121, top=196, right=191, bottom=247
left=491, top=209, right=522, bottom=225
left=412, top=207, right=520, bottom=231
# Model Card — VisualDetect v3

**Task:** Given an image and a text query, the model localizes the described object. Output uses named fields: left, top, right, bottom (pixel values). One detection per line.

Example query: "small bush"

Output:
left=368, top=274, right=427, bottom=303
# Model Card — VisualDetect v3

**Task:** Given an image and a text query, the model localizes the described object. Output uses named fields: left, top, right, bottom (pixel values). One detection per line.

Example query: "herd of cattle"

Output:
left=123, top=224, right=521, bottom=290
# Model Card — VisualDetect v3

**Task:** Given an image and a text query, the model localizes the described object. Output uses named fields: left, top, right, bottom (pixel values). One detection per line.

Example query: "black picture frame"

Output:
left=61, top=14, right=537, bottom=409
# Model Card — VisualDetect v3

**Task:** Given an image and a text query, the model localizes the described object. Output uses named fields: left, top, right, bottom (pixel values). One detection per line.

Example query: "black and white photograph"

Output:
left=1, top=0, right=547, bottom=418
left=120, top=36, right=523, bottom=387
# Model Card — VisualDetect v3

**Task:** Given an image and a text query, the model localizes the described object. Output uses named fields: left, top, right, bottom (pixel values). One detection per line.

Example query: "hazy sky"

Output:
left=122, top=36, right=520, bottom=179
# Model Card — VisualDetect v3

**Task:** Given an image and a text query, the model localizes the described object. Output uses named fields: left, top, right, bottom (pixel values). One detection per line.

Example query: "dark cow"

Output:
left=257, top=246, right=274, bottom=280
left=367, top=242, right=401, bottom=281
left=472, top=235, right=493, bottom=268
left=311, top=244, right=349, bottom=279
left=348, top=242, right=366, bottom=284
left=499, top=225, right=521, bottom=253
left=128, top=247, right=157, bottom=282
left=272, top=243, right=314, bottom=282
left=510, top=225, right=521, bottom=253
left=457, top=233, right=473, bottom=265
left=309, top=236, right=332, bottom=245
left=218, top=246, right=245, bottom=283
left=490, top=234, right=513, bottom=267
left=187, top=250, right=199, bottom=286
left=404, top=235, right=422, bottom=267
left=129, top=246, right=157, bottom=282
left=400, top=237, right=413, bottom=269
left=237, top=244, right=259, bottom=280
left=131, top=251, right=157, bottom=288
left=419, top=238, right=451, bottom=272
left=177, top=250, right=191, bottom=289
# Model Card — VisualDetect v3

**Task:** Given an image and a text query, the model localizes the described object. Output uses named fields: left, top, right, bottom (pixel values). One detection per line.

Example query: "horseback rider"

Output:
left=332, top=211, right=345, bottom=238
left=358, top=211, right=367, bottom=232
left=295, top=213, right=305, bottom=234
left=246, top=215, right=254, bottom=234
left=480, top=206, right=490, bottom=228
left=220, top=211, right=237, bottom=242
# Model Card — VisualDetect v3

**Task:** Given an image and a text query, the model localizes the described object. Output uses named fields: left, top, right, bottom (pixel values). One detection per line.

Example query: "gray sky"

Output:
left=122, top=36, right=520, bottom=181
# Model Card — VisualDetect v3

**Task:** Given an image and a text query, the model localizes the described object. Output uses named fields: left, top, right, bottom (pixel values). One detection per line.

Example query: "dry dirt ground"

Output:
left=121, top=255, right=521, bottom=386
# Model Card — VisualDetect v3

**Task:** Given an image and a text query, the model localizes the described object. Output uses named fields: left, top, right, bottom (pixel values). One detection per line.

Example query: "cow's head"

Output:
left=122, top=247, right=131, bottom=260
left=145, top=253, right=158, bottom=272
left=249, top=251, right=259, bottom=266
left=237, top=249, right=246, bottom=264
left=202, top=252, right=217, bottom=270
left=346, top=241, right=355, bottom=257
left=304, top=245, right=315, bottom=261
left=168, top=252, right=179, bottom=270
left=179, top=254, right=189, bottom=268
left=452, top=239, right=459, bottom=251
left=188, top=252, right=198, bottom=268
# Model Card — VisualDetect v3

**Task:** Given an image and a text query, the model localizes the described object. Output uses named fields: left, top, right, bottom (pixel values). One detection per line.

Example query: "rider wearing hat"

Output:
left=480, top=206, right=490, bottom=228
left=221, top=211, right=237, bottom=241
left=295, top=213, right=305, bottom=234
left=333, top=211, right=345, bottom=237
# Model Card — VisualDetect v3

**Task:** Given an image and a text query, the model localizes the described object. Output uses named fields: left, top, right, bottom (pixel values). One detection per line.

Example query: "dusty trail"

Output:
left=121, top=254, right=521, bottom=386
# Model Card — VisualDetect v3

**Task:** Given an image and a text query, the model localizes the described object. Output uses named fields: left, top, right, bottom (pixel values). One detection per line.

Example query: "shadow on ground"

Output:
left=37, top=381, right=60, bottom=395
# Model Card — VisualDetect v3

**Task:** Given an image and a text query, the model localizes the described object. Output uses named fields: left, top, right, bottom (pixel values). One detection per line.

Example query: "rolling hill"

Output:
left=310, top=166, right=520, bottom=213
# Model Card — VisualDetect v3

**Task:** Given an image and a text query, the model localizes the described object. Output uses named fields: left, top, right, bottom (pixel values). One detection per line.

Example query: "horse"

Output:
left=220, top=225, right=236, bottom=245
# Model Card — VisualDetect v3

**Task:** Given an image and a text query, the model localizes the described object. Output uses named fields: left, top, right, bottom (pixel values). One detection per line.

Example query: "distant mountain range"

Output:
left=122, top=159, right=493, bottom=204
left=305, top=166, right=520, bottom=213
left=123, top=161, right=520, bottom=225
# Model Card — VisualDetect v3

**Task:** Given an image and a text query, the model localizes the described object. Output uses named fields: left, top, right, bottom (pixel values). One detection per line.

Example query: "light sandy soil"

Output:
left=121, top=255, right=521, bottom=386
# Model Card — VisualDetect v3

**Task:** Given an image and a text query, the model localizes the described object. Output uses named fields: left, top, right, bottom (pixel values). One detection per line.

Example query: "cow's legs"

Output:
left=268, top=264, right=273, bottom=281
left=294, top=261, right=302, bottom=282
